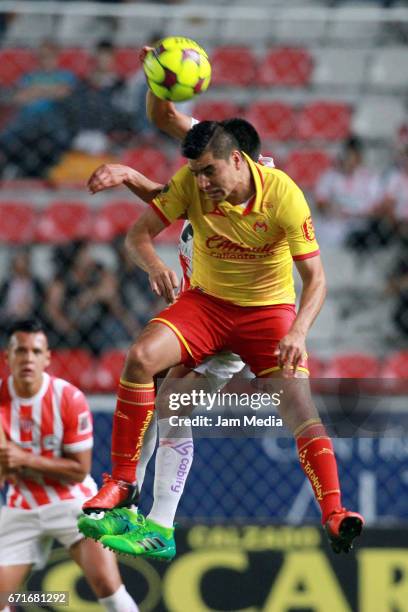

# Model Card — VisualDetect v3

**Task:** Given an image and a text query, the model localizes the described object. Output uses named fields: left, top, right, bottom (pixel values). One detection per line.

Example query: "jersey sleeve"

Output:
left=150, top=165, right=191, bottom=225
left=275, top=171, right=320, bottom=260
left=60, top=384, right=93, bottom=453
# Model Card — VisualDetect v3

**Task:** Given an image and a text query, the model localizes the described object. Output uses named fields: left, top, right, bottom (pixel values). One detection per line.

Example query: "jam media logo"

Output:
left=302, top=215, right=315, bottom=242
left=253, top=220, right=268, bottom=233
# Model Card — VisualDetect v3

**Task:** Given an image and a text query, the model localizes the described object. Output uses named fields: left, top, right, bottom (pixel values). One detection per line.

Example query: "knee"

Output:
left=125, top=341, right=157, bottom=378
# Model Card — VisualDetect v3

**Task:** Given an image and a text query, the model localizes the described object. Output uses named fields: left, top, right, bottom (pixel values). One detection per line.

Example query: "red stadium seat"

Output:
left=94, top=349, right=127, bottom=392
left=380, top=351, right=408, bottom=394
left=58, top=48, right=94, bottom=78
left=296, top=101, right=352, bottom=141
left=307, top=355, right=326, bottom=378
left=92, top=200, right=144, bottom=241
left=256, top=47, right=313, bottom=87
left=245, top=101, right=296, bottom=141
left=114, top=48, right=141, bottom=78
left=121, top=147, right=169, bottom=184
left=284, top=149, right=332, bottom=190
left=48, top=349, right=95, bottom=390
left=35, top=201, right=92, bottom=243
left=210, top=47, right=257, bottom=86
left=0, top=49, right=37, bottom=87
left=192, top=100, right=243, bottom=121
left=0, top=202, right=37, bottom=244
left=325, top=353, right=381, bottom=378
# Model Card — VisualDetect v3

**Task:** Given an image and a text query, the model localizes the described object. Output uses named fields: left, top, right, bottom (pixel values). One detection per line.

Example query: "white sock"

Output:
left=98, top=584, right=139, bottom=612
left=136, top=412, right=157, bottom=491
left=148, top=418, right=193, bottom=528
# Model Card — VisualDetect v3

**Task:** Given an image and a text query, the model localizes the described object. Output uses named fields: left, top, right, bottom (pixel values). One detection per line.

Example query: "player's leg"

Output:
left=78, top=413, right=158, bottom=540
left=82, top=321, right=185, bottom=514
left=101, top=354, right=247, bottom=559
left=0, top=506, right=52, bottom=610
left=69, top=538, right=138, bottom=611
left=99, top=364, right=196, bottom=560
left=265, top=370, right=364, bottom=553
left=233, top=304, right=364, bottom=553
left=0, top=564, right=32, bottom=611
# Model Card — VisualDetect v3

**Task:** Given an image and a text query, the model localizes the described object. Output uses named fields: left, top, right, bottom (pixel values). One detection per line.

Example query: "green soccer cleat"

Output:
left=77, top=507, right=141, bottom=541
left=100, top=516, right=176, bottom=561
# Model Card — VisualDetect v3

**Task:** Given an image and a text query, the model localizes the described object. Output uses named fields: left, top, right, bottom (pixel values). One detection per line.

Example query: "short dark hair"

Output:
left=7, top=319, right=46, bottom=340
left=220, top=118, right=261, bottom=162
left=182, top=121, right=241, bottom=161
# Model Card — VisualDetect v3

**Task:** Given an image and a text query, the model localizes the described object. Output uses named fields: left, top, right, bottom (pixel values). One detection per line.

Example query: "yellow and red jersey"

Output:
left=151, top=154, right=319, bottom=306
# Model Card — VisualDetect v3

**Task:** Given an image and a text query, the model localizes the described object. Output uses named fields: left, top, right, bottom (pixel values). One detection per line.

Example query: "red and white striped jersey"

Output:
left=0, top=373, right=97, bottom=509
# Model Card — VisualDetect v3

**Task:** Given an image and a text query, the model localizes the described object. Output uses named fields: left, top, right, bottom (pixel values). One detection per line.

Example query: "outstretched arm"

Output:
left=146, top=90, right=193, bottom=140
left=88, top=163, right=164, bottom=202
left=125, top=208, right=179, bottom=303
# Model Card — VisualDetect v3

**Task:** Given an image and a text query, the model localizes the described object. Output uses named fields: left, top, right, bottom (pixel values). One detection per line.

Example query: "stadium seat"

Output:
left=57, top=48, right=94, bottom=78
left=35, top=201, right=92, bottom=243
left=92, top=200, right=144, bottom=241
left=193, top=100, right=243, bottom=121
left=48, top=349, right=95, bottom=391
left=121, top=148, right=169, bottom=184
left=311, top=48, right=370, bottom=88
left=274, top=16, right=327, bottom=45
left=0, top=49, right=37, bottom=87
left=114, top=48, right=141, bottom=78
left=327, top=5, right=382, bottom=45
left=210, top=47, right=257, bottom=86
left=353, top=96, right=406, bottom=140
left=369, top=47, right=408, bottom=91
left=380, top=351, right=408, bottom=394
left=0, top=202, right=37, bottom=244
left=324, top=353, right=381, bottom=378
left=94, top=349, right=127, bottom=392
left=284, top=149, right=332, bottom=190
left=256, top=47, right=313, bottom=87
left=245, top=101, right=296, bottom=141
left=307, top=355, right=326, bottom=378
left=296, top=101, right=352, bottom=141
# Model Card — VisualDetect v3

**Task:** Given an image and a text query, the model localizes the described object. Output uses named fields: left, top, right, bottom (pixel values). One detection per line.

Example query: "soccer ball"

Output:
left=143, top=36, right=211, bottom=102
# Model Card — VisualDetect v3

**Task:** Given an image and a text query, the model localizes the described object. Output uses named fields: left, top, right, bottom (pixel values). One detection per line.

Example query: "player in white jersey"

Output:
left=0, top=319, right=138, bottom=612
left=79, top=103, right=275, bottom=558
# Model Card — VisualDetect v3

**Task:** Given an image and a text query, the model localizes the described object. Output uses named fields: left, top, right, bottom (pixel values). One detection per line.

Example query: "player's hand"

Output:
left=0, top=442, right=28, bottom=470
left=274, top=331, right=307, bottom=377
left=87, top=164, right=132, bottom=194
left=148, top=265, right=179, bottom=303
left=140, top=46, right=155, bottom=63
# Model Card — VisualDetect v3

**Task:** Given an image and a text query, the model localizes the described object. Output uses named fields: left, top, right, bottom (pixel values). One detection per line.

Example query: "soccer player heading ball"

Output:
left=79, top=73, right=364, bottom=558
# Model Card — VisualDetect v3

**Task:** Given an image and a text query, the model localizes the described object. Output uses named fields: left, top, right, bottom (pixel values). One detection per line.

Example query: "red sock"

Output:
left=295, top=419, right=341, bottom=524
left=111, top=380, right=155, bottom=483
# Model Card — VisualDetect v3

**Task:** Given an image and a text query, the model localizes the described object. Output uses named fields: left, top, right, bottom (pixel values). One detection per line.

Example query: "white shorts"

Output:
left=0, top=499, right=85, bottom=570
left=194, top=352, right=245, bottom=378
left=194, top=352, right=254, bottom=391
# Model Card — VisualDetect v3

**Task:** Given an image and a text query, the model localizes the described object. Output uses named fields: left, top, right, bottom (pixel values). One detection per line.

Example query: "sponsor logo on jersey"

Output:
left=206, top=234, right=274, bottom=255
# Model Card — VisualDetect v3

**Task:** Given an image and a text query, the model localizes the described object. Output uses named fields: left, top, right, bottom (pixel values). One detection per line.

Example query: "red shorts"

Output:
left=151, top=289, right=308, bottom=376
